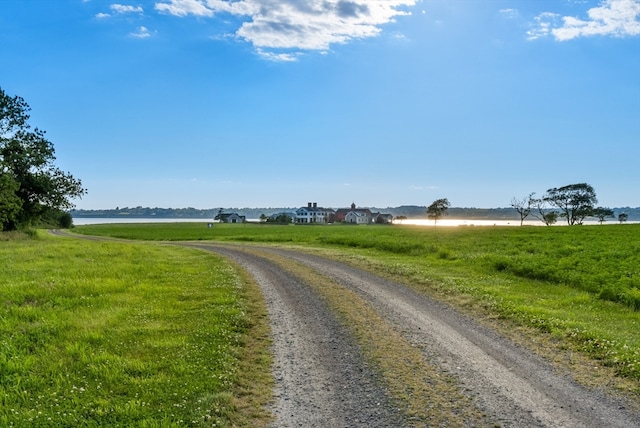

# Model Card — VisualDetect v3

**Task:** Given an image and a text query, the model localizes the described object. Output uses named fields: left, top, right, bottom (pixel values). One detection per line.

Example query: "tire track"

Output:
left=185, top=244, right=406, bottom=427
left=257, top=246, right=640, bottom=428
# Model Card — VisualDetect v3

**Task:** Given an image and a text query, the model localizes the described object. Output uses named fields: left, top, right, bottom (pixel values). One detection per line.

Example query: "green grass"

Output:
left=75, top=223, right=640, bottom=306
left=74, top=223, right=640, bottom=386
left=0, top=232, right=270, bottom=426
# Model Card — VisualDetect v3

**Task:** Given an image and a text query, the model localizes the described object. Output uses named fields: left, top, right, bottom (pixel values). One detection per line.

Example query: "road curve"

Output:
left=186, top=243, right=639, bottom=428
left=185, top=243, right=407, bottom=427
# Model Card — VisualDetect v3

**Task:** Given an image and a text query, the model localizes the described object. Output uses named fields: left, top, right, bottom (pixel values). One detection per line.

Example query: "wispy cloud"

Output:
left=256, top=49, right=299, bottom=62
left=499, top=8, right=519, bottom=19
left=154, top=0, right=415, bottom=59
left=529, top=0, right=640, bottom=41
left=130, top=26, right=152, bottom=38
left=96, top=3, right=144, bottom=19
left=111, top=4, right=144, bottom=14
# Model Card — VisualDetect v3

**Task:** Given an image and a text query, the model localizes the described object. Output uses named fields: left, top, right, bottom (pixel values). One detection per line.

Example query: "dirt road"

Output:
left=187, top=243, right=639, bottom=428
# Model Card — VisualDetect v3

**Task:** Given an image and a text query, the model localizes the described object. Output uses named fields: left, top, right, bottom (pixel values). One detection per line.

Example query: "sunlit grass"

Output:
left=76, top=223, right=640, bottom=393
left=74, top=222, right=640, bottom=386
left=0, top=233, right=270, bottom=426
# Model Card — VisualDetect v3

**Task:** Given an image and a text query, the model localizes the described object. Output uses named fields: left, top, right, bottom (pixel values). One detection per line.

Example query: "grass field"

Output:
left=2, top=222, right=639, bottom=425
left=0, top=232, right=271, bottom=426
left=76, top=222, right=640, bottom=306
left=74, top=222, right=640, bottom=385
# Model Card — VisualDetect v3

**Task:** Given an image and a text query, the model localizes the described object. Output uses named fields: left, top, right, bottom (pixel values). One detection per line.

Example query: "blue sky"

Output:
left=1, top=0, right=639, bottom=210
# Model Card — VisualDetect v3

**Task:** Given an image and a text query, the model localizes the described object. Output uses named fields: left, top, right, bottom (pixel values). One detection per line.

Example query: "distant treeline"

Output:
left=71, top=205, right=640, bottom=221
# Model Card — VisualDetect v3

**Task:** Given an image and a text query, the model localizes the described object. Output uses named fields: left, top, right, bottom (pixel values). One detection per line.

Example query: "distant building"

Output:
left=345, top=210, right=371, bottom=224
left=295, top=202, right=335, bottom=224
left=334, top=203, right=394, bottom=224
left=335, top=203, right=372, bottom=224
left=215, top=213, right=246, bottom=224
left=373, top=213, right=394, bottom=224
left=268, top=211, right=296, bottom=223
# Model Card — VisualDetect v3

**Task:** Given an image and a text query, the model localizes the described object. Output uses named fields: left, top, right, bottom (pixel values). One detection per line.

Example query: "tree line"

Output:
left=426, top=184, right=631, bottom=227
left=510, top=183, right=627, bottom=226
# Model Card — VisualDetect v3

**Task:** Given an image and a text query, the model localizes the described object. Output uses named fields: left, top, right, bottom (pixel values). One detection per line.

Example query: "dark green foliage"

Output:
left=544, top=183, right=597, bottom=225
left=427, top=198, right=450, bottom=225
left=0, top=88, right=85, bottom=230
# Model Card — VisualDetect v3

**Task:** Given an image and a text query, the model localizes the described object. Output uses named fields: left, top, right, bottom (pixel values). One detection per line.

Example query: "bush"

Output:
left=58, top=212, right=73, bottom=228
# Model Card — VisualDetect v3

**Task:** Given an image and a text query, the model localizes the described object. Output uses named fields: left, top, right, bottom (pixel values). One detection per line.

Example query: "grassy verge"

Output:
left=0, top=232, right=272, bottom=427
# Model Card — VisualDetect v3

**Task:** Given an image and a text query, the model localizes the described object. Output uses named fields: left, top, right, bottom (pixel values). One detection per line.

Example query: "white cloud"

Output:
left=96, top=12, right=111, bottom=19
left=256, top=48, right=299, bottom=62
left=154, top=0, right=416, bottom=57
left=527, top=12, right=561, bottom=40
left=499, top=8, right=519, bottom=19
left=155, top=0, right=214, bottom=17
left=111, top=4, right=144, bottom=14
left=130, top=26, right=152, bottom=38
left=530, top=0, right=640, bottom=41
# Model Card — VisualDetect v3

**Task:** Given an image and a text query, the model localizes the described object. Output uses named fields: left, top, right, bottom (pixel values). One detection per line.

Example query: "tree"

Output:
left=618, top=213, right=629, bottom=224
left=510, top=193, right=535, bottom=226
left=543, top=183, right=597, bottom=226
left=0, top=88, right=86, bottom=230
left=530, top=197, right=558, bottom=226
left=592, top=207, right=614, bottom=224
left=0, top=173, right=21, bottom=228
left=541, top=210, right=559, bottom=226
left=427, top=198, right=450, bottom=226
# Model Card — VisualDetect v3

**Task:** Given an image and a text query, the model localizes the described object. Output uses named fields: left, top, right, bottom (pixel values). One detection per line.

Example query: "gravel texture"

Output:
left=192, top=245, right=406, bottom=427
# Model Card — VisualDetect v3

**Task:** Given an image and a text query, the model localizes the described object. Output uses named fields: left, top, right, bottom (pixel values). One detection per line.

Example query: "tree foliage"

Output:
left=618, top=213, right=629, bottom=224
left=592, top=207, right=614, bottom=224
left=529, top=197, right=559, bottom=226
left=0, top=88, right=86, bottom=230
left=543, top=183, right=597, bottom=226
left=427, top=198, right=450, bottom=225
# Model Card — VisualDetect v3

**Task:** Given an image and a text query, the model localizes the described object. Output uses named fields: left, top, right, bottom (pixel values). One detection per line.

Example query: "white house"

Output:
left=295, top=202, right=335, bottom=224
left=215, top=213, right=246, bottom=223
left=345, top=210, right=371, bottom=224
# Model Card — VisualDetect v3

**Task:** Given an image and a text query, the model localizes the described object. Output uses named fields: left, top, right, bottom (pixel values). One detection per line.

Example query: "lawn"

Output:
left=75, top=222, right=640, bottom=384
left=0, top=232, right=271, bottom=426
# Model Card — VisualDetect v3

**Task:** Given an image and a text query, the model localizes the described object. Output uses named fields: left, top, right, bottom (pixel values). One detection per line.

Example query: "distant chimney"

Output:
left=308, top=202, right=312, bottom=208
left=313, top=202, right=317, bottom=208
left=351, top=202, right=356, bottom=209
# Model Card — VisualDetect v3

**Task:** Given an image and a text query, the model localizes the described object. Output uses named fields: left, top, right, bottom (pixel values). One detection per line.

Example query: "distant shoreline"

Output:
left=71, top=205, right=640, bottom=222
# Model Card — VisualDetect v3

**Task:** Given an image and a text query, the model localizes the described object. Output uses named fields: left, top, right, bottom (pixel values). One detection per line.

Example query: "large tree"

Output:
left=543, top=183, right=597, bottom=226
left=0, top=87, right=86, bottom=230
left=427, top=198, right=450, bottom=226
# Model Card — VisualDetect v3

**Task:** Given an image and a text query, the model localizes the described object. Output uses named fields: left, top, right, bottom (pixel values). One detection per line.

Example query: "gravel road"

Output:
left=188, top=243, right=639, bottom=428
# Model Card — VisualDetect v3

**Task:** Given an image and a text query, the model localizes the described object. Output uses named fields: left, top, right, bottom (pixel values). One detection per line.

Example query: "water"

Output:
left=73, top=217, right=626, bottom=227
left=72, top=217, right=212, bottom=225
